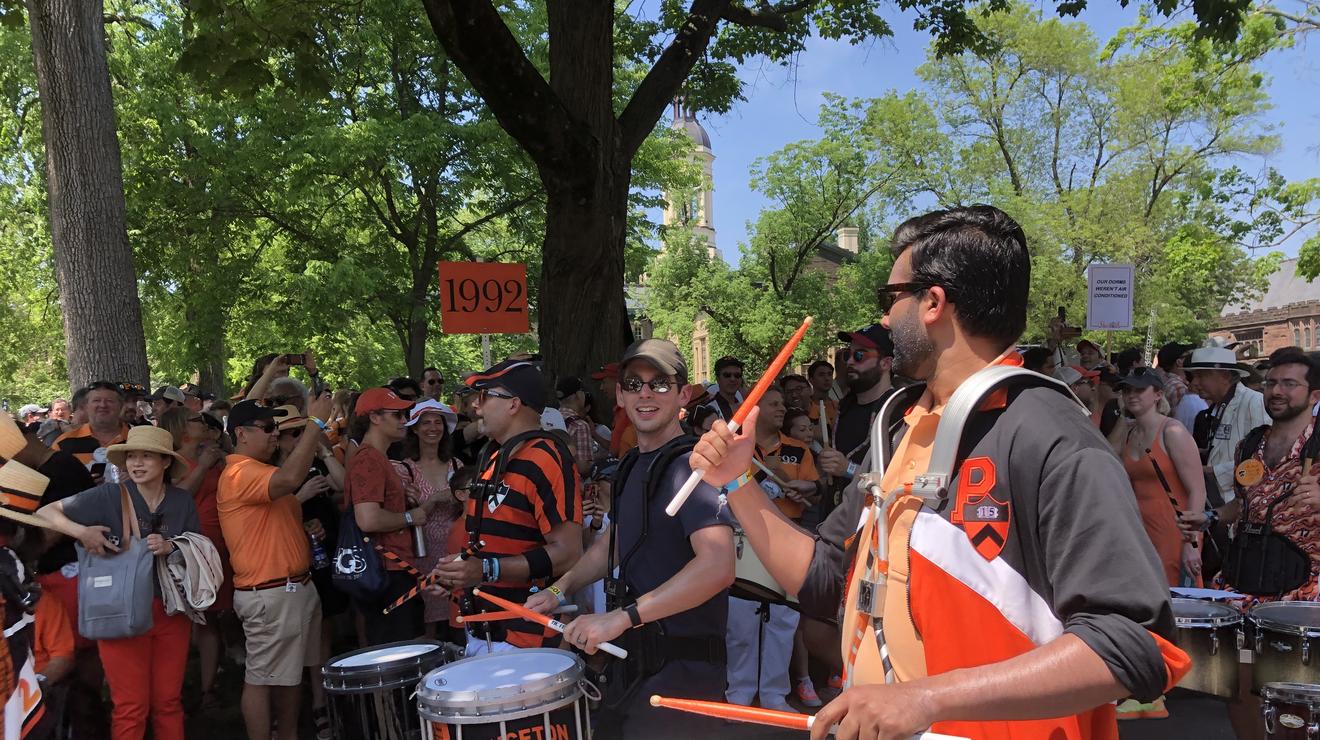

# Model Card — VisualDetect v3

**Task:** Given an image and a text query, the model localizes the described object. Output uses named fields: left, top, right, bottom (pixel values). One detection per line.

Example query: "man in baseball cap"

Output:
left=149, top=386, right=186, bottom=421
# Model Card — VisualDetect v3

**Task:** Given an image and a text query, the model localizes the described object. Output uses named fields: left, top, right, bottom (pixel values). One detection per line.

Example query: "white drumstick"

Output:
left=819, top=400, right=830, bottom=448
left=665, top=421, right=740, bottom=517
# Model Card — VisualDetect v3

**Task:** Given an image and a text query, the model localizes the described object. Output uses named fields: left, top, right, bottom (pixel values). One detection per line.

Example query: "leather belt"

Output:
left=239, top=573, right=311, bottom=592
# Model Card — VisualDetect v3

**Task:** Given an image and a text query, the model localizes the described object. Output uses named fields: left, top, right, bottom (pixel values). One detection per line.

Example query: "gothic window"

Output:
left=1296, top=324, right=1303, bottom=346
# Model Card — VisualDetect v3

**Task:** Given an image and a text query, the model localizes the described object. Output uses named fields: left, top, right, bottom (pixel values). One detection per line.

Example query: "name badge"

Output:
left=92, top=576, right=113, bottom=588
left=285, top=581, right=299, bottom=593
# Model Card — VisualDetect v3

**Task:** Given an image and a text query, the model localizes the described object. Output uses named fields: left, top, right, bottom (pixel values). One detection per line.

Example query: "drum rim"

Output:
left=420, top=693, right=584, bottom=726
left=417, top=648, right=584, bottom=714
left=1250, top=602, right=1320, bottom=636
left=1262, top=681, right=1320, bottom=704
left=322, top=639, right=449, bottom=692
left=1171, top=597, right=1242, bottom=628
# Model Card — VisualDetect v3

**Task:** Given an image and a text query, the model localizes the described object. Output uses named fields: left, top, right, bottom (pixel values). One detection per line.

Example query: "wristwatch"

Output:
left=1203, top=508, right=1220, bottom=531
left=403, top=510, right=415, bottom=526
left=624, top=602, right=643, bottom=628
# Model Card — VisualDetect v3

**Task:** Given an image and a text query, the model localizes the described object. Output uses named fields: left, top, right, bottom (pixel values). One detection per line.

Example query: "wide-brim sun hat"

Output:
left=0, top=460, right=55, bottom=529
left=1184, top=346, right=1249, bottom=378
left=0, top=413, right=25, bottom=460
left=106, top=425, right=188, bottom=473
left=274, top=405, right=308, bottom=431
left=405, top=399, right=457, bottom=434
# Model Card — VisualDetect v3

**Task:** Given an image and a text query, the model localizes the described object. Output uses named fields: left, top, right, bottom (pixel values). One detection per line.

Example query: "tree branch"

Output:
left=720, top=1, right=814, bottom=31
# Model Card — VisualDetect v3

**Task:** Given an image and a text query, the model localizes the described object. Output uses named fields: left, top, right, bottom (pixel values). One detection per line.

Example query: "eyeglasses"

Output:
left=849, top=348, right=879, bottom=363
left=425, top=378, right=443, bottom=386
left=477, top=389, right=517, bottom=404
left=876, top=281, right=937, bottom=312
left=282, top=427, right=303, bottom=438
left=620, top=376, right=676, bottom=394
left=242, top=421, right=278, bottom=434
left=719, top=372, right=742, bottom=381
left=1263, top=379, right=1308, bottom=392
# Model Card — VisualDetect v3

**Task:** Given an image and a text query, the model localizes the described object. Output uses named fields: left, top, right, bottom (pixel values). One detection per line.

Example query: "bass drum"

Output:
left=418, top=648, right=593, bottom=740
left=1252, top=602, right=1320, bottom=693
left=1263, top=682, right=1320, bottom=738
left=731, top=526, right=798, bottom=606
left=322, top=640, right=451, bottom=740
left=1170, top=597, right=1242, bottom=698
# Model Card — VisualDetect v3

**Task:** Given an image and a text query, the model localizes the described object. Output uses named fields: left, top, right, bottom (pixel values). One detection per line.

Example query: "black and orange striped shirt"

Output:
left=52, top=423, right=129, bottom=477
left=465, top=437, right=581, bottom=647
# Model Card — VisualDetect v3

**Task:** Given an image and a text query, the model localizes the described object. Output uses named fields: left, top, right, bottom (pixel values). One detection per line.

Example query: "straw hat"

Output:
left=0, top=460, right=55, bottom=529
left=105, top=426, right=187, bottom=476
left=0, top=413, right=24, bottom=460
left=274, top=405, right=308, bottom=431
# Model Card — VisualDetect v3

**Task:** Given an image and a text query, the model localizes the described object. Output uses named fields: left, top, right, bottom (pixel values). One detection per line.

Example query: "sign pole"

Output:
left=481, top=334, right=491, bottom=368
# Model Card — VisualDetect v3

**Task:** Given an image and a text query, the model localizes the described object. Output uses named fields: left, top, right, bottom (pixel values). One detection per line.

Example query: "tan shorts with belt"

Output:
left=233, top=581, right=323, bottom=686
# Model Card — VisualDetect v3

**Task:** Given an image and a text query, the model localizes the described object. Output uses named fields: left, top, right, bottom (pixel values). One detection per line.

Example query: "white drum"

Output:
left=732, top=526, right=798, bottom=606
left=323, top=640, right=450, bottom=740
left=417, top=648, right=592, bottom=740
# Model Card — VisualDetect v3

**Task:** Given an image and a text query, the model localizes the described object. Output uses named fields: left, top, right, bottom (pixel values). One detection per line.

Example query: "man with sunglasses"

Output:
left=422, top=367, right=445, bottom=402
left=814, top=324, right=895, bottom=524
left=528, top=339, right=734, bottom=738
left=429, top=359, right=583, bottom=655
left=346, top=386, right=433, bottom=645
left=218, top=397, right=332, bottom=740
left=691, top=205, right=1183, bottom=740
left=710, top=356, right=746, bottom=421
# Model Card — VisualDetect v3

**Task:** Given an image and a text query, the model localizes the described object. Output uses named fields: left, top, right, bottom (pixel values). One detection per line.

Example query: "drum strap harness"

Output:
left=596, top=435, right=724, bottom=709
left=1222, top=423, right=1316, bottom=596
left=461, top=430, right=569, bottom=643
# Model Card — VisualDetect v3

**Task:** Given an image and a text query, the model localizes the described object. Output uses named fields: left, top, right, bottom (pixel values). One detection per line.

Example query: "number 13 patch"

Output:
left=949, top=457, right=1009, bottom=561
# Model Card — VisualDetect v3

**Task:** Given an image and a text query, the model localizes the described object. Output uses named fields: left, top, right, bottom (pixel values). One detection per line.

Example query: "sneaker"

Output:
left=760, top=699, right=796, bottom=714
left=1115, top=699, right=1145, bottom=720
left=1140, top=696, right=1169, bottom=720
left=827, top=674, right=844, bottom=690
left=794, top=678, right=823, bottom=708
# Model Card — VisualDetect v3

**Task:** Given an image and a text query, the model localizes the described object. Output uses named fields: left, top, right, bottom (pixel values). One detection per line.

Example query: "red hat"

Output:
left=591, top=362, right=620, bottom=381
left=354, top=387, right=413, bottom=416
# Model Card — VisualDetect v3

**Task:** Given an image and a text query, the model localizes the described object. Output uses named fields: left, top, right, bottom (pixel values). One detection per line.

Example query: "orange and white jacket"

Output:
left=797, top=379, right=1189, bottom=740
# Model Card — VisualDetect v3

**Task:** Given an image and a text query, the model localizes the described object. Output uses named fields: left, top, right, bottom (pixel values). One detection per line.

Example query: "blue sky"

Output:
left=682, top=3, right=1320, bottom=264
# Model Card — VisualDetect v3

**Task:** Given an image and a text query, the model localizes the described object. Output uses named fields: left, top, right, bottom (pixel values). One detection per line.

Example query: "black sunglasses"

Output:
left=282, top=427, right=303, bottom=438
left=242, top=421, right=278, bottom=433
left=876, top=281, right=938, bottom=312
left=620, top=376, right=676, bottom=394
left=849, top=348, right=879, bottom=363
left=478, top=389, right=517, bottom=404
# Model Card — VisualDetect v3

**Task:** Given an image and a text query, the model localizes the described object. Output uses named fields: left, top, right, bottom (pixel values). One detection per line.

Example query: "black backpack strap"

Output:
left=1236, top=424, right=1270, bottom=466
left=606, top=436, right=697, bottom=609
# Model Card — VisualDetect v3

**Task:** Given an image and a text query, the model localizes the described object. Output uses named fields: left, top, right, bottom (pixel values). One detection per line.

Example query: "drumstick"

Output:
left=648, top=696, right=967, bottom=738
left=456, top=603, right=577, bottom=624
left=380, top=540, right=489, bottom=615
left=473, top=587, right=629, bottom=659
left=819, top=400, right=830, bottom=448
left=751, top=458, right=792, bottom=489
left=667, top=316, right=815, bottom=516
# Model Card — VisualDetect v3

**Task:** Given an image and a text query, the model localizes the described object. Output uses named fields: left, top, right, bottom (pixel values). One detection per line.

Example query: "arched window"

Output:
left=1307, top=326, right=1313, bottom=349
left=1296, top=325, right=1304, bottom=346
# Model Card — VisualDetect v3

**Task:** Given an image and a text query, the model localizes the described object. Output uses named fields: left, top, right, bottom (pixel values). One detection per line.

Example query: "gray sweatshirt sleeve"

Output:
left=1036, top=445, right=1178, bottom=701
left=797, top=464, right=869, bottom=621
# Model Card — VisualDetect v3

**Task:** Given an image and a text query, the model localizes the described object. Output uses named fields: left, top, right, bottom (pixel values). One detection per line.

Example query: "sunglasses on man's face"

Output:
left=849, top=348, right=878, bottom=363
left=876, top=281, right=937, bottom=312
left=425, top=378, right=443, bottom=385
left=477, top=389, right=517, bottom=404
left=720, top=372, right=742, bottom=381
left=620, top=375, right=676, bottom=394
left=281, top=427, right=303, bottom=439
left=243, top=421, right=278, bottom=434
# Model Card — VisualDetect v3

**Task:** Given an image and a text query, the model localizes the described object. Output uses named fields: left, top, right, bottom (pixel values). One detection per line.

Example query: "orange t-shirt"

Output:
left=217, top=455, right=310, bottom=588
left=754, top=432, right=819, bottom=520
left=609, top=406, right=637, bottom=457
left=33, top=593, right=74, bottom=674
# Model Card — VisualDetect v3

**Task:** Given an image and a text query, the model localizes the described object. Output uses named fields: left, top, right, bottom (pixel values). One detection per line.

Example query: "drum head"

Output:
left=1262, top=682, right=1320, bottom=705
left=1251, top=602, right=1320, bottom=636
left=1172, top=598, right=1242, bottom=628
left=333, top=642, right=441, bottom=669
left=418, top=648, right=583, bottom=722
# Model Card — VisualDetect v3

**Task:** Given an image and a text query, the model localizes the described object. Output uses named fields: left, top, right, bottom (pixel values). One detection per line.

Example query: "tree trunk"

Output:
left=539, top=173, right=632, bottom=386
left=27, top=0, right=149, bottom=391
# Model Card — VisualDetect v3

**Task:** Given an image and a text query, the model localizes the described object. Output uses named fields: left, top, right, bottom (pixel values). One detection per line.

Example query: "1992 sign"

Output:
left=437, top=262, right=529, bottom=334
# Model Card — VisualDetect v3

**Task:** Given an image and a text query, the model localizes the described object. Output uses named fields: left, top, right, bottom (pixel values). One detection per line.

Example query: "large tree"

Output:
left=184, top=0, right=1250, bottom=384
left=24, top=0, right=149, bottom=389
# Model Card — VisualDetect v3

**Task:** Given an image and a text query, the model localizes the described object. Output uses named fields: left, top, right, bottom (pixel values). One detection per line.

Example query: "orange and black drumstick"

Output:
left=369, top=539, right=423, bottom=577
left=378, top=539, right=489, bottom=615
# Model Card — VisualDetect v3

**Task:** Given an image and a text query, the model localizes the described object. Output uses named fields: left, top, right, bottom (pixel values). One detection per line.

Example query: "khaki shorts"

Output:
left=234, top=582, right=322, bottom=686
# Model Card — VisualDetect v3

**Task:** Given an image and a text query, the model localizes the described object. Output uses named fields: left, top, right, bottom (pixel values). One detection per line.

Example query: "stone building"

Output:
left=1212, top=258, right=1320, bottom=356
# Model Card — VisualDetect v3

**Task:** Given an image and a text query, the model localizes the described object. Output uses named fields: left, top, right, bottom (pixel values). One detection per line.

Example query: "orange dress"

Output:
left=1122, top=429, right=1197, bottom=587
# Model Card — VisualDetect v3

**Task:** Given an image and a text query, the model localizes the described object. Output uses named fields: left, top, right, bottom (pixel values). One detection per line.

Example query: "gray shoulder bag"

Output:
left=77, top=484, right=156, bottom=640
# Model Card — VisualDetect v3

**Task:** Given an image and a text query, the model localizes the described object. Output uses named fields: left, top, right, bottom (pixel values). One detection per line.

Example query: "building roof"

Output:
left=1221, top=259, right=1320, bottom=317
left=672, top=106, right=711, bottom=149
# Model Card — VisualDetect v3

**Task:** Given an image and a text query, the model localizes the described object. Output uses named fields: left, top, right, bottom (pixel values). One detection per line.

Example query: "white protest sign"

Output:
left=1086, top=264, right=1134, bottom=331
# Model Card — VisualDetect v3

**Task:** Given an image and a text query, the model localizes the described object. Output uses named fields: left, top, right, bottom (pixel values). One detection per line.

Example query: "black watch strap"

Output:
left=625, top=602, right=643, bottom=628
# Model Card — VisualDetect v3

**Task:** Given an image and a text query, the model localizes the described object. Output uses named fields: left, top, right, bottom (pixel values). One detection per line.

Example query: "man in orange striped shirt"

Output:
left=430, top=359, right=583, bottom=654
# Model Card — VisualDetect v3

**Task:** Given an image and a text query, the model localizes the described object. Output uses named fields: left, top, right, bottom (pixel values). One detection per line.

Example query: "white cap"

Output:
left=540, top=408, right=568, bottom=433
left=17, top=404, right=47, bottom=418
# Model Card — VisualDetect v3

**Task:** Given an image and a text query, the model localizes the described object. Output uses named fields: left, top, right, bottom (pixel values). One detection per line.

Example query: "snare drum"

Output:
left=1262, top=682, right=1320, bottom=737
left=731, top=527, right=798, bottom=606
left=323, top=640, right=450, bottom=740
left=418, top=648, right=591, bottom=740
left=1171, top=597, right=1242, bottom=698
left=1251, top=602, right=1320, bottom=693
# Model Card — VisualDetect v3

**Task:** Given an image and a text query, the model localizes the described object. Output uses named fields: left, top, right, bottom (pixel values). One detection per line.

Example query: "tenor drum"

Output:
left=731, top=527, right=797, bottom=606
left=418, top=648, right=592, bottom=740
left=323, top=640, right=450, bottom=740
left=1170, top=597, right=1242, bottom=698
left=1262, top=682, right=1320, bottom=738
left=1251, top=602, right=1320, bottom=693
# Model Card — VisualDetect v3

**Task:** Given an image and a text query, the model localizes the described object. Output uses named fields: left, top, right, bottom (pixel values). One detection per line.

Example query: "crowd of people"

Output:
left=0, top=204, right=1316, bottom=740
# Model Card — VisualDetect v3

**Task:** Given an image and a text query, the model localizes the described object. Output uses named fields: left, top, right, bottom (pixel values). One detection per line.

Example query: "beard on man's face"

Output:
left=847, top=364, right=882, bottom=394
left=1267, top=396, right=1312, bottom=423
left=891, top=309, right=934, bottom=380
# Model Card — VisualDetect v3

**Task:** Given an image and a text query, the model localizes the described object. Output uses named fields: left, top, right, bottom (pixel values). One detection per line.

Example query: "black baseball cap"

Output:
left=466, top=360, right=546, bottom=413
left=1116, top=368, right=1165, bottom=391
left=713, top=356, right=743, bottom=374
left=621, top=339, right=688, bottom=385
left=1156, top=342, right=1195, bottom=371
left=837, top=323, right=895, bottom=357
left=228, top=400, right=285, bottom=430
left=556, top=376, right=586, bottom=400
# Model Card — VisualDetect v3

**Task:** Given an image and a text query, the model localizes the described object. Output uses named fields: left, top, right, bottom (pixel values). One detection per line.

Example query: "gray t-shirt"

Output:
left=63, top=481, right=201, bottom=547
left=614, top=448, right=733, bottom=639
